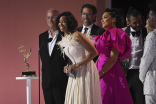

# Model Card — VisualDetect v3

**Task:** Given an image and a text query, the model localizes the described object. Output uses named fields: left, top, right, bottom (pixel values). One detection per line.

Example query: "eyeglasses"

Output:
left=46, top=16, right=57, bottom=20
left=81, top=13, right=93, bottom=17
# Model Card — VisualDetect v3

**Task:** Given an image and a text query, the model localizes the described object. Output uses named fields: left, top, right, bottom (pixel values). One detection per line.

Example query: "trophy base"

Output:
left=22, top=70, right=37, bottom=77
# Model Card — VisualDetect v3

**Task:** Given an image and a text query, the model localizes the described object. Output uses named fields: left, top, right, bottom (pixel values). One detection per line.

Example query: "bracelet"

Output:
left=76, top=63, right=80, bottom=68
left=101, top=70, right=105, bottom=74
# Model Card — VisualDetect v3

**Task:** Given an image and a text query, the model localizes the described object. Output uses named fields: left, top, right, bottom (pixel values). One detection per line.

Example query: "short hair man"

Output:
left=77, top=4, right=105, bottom=62
left=139, top=2, right=156, bottom=104
left=77, top=4, right=105, bottom=35
left=39, top=8, right=68, bottom=104
left=124, top=7, right=147, bottom=104
left=122, top=16, right=130, bottom=31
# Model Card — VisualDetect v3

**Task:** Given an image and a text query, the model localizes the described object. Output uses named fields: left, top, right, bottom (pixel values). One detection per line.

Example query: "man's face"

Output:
left=148, top=11, right=156, bottom=29
left=81, top=7, right=96, bottom=26
left=145, top=19, right=154, bottom=33
left=46, top=10, right=58, bottom=28
left=129, top=15, right=142, bottom=31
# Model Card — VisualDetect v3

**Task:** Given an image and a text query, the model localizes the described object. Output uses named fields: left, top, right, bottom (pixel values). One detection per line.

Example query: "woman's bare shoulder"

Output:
left=73, top=31, right=83, bottom=36
left=72, top=31, right=84, bottom=41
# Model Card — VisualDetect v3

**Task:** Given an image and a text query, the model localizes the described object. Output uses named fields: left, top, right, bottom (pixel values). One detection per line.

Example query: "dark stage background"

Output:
left=112, top=0, right=156, bottom=26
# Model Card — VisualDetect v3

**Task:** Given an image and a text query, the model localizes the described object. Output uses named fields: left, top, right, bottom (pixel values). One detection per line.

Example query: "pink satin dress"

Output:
left=93, top=28, right=133, bottom=104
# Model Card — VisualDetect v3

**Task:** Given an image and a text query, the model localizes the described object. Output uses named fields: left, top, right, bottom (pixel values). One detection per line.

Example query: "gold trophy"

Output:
left=18, top=45, right=36, bottom=77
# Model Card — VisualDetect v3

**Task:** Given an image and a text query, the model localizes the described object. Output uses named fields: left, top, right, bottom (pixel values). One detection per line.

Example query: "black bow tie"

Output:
left=131, top=31, right=140, bottom=37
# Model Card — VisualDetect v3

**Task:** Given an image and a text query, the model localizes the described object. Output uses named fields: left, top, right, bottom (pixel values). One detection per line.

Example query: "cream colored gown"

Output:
left=57, top=34, right=102, bottom=104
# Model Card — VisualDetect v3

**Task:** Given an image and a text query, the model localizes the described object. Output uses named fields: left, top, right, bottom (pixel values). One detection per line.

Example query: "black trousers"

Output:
left=43, top=83, right=66, bottom=104
left=127, top=69, right=145, bottom=104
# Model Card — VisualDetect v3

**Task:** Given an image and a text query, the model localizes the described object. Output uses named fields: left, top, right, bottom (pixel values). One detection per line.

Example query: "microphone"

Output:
left=39, top=38, right=52, bottom=50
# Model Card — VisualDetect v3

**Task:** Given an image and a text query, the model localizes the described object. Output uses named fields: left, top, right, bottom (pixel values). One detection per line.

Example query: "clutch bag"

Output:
left=66, top=66, right=75, bottom=79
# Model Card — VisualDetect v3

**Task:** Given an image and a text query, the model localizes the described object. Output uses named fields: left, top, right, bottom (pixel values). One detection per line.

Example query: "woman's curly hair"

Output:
left=105, top=8, right=122, bottom=28
left=56, top=11, right=78, bottom=33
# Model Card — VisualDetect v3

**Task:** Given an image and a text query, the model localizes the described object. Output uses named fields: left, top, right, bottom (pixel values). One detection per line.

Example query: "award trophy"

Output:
left=18, top=45, right=36, bottom=77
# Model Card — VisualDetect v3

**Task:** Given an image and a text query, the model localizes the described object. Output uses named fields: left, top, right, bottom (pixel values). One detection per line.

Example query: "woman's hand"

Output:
left=70, top=32, right=98, bottom=67
left=99, top=70, right=105, bottom=79
left=64, top=66, right=72, bottom=73
left=69, top=64, right=80, bottom=70
left=63, top=64, right=79, bottom=74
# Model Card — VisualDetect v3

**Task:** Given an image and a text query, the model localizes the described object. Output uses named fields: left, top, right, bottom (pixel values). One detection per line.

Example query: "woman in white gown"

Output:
left=56, top=11, right=102, bottom=104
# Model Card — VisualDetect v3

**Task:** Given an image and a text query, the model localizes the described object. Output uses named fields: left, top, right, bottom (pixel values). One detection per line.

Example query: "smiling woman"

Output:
left=56, top=11, right=78, bottom=34
left=56, top=11, right=102, bottom=104
left=58, top=16, right=68, bottom=33
left=93, top=8, right=133, bottom=104
left=101, top=8, right=122, bottom=30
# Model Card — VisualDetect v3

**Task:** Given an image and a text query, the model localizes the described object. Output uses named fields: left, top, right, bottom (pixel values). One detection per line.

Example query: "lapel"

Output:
left=90, top=24, right=98, bottom=36
left=141, top=26, right=147, bottom=39
left=50, top=33, right=62, bottom=58
left=125, top=26, right=147, bottom=37
left=41, top=32, right=49, bottom=57
left=77, top=26, right=83, bottom=32
left=125, top=26, right=130, bottom=36
left=141, top=26, right=147, bottom=46
left=125, top=26, right=147, bottom=47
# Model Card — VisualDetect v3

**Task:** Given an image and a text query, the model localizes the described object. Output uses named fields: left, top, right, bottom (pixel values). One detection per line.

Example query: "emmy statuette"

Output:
left=18, top=45, right=36, bottom=77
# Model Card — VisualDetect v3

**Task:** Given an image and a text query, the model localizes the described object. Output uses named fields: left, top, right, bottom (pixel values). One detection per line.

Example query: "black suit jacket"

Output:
left=77, top=24, right=105, bottom=63
left=77, top=24, right=105, bottom=36
left=39, top=30, right=68, bottom=89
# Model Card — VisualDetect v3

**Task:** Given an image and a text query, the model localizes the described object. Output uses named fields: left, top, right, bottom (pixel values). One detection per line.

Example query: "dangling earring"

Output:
left=112, top=22, right=116, bottom=28
left=112, top=22, right=114, bottom=27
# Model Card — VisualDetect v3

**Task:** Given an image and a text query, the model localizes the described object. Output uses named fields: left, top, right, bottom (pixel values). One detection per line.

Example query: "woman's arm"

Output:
left=69, top=31, right=98, bottom=70
left=99, top=46, right=119, bottom=78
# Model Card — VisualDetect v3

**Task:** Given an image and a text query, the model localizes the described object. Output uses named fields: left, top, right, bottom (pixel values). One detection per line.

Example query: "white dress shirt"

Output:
left=129, top=27, right=143, bottom=69
left=81, top=24, right=93, bottom=36
left=48, top=30, right=58, bottom=56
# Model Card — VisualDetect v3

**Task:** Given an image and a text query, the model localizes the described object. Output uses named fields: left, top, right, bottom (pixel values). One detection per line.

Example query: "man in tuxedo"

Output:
left=39, top=8, right=68, bottom=104
left=77, top=4, right=105, bottom=62
left=124, top=7, right=147, bottom=104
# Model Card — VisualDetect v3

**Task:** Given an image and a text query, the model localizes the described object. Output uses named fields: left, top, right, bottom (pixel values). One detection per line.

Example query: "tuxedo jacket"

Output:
left=39, top=30, right=68, bottom=89
left=77, top=24, right=105, bottom=62
left=120, top=26, right=147, bottom=75
left=125, top=26, right=147, bottom=45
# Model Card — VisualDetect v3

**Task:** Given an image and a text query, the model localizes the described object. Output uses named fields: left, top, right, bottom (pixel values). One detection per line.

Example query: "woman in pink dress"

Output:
left=93, top=8, right=134, bottom=104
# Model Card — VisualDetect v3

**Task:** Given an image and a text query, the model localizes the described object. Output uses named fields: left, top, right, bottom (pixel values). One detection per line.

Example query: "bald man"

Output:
left=39, top=8, right=68, bottom=104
